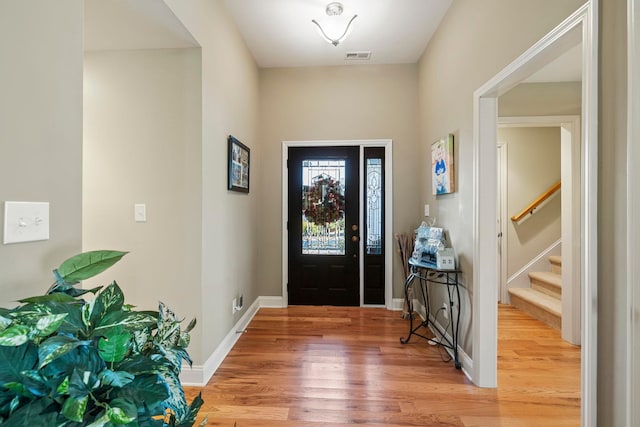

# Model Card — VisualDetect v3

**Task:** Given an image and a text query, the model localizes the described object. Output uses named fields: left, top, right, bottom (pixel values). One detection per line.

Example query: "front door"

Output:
left=288, top=146, right=360, bottom=305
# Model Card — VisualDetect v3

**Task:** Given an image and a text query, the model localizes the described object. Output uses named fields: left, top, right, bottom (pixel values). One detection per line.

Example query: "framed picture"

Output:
left=228, top=135, right=250, bottom=193
left=431, top=134, right=454, bottom=195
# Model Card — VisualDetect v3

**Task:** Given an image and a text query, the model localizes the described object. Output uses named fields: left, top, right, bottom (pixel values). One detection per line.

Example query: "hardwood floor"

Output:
left=184, top=304, right=580, bottom=426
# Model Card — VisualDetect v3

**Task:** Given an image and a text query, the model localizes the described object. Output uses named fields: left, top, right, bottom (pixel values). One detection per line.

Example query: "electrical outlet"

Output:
left=442, top=302, right=449, bottom=319
left=232, top=298, right=237, bottom=314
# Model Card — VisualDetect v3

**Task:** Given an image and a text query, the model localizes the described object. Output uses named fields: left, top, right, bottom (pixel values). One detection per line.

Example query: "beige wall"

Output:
left=0, top=0, right=83, bottom=305
left=258, top=64, right=420, bottom=299
left=499, top=82, right=582, bottom=116
left=83, top=48, right=203, bottom=359
left=417, top=0, right=584, bottom=355
left=165, top=0, right=261, bottom=364
left=498, top=127, right=561, bottom=276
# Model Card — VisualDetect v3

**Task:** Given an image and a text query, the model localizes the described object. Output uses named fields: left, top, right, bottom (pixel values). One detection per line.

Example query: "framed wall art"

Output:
left=431, top=134, right=454, bottom=195
left=228, top=135, right=250, bottom=193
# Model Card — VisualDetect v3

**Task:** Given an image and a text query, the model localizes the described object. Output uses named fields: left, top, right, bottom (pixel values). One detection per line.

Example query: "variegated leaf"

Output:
left=93, top=311, right=156, bottom=334
left=35, top=313, right=68, bottom=336
left=0, top=324, right=30, bottom=346
left=61, top=394, right=89, bottom=422
left=38, top=335, right=91, bottom=368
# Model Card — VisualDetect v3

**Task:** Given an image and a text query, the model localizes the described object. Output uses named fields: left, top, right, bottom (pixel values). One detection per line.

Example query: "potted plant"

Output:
left=0, top=250, right=205, bottom=426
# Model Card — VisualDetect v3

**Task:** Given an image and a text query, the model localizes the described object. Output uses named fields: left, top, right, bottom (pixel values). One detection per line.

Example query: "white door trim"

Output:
left=627, top=0, right=640, bottom=425
left=496, top=141, right=508, bottom=303
left=281, top=140, right=394, bottom=309
left=472, top=3, right=598, bottom=427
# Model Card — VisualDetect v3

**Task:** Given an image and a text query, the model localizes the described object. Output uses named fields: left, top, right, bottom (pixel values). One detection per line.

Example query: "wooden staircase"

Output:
left=508, top=255, right=562, bottom=330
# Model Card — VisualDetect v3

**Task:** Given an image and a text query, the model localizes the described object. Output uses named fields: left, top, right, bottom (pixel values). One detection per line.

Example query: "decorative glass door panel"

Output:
left=288, top=147, right=359, bottom=306
left=365, top=158, right=382, bottom=255
left=363, top=147, right=385, bottom=305
left=301, top=159, right=346, bottom=255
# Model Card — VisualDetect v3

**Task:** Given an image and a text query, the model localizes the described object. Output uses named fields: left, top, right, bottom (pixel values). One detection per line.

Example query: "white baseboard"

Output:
left=412, top=298, right=473, bottom=380
left=391, top=297, right=405, bottom=311
left=180, top=297, right=260, bottom=386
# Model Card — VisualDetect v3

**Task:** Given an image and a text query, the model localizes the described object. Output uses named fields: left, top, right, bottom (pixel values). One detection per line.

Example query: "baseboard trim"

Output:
left=391, top=297, right=404, bottom=311
left=412, top=298, right=473, bottom=381
left=180, top=297, right=260, bottom=386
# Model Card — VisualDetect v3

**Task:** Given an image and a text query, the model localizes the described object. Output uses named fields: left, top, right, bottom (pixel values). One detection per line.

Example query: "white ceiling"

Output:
left=222, top=0, right=453, bottom=68
left=84, top=0, right=581, bottom=80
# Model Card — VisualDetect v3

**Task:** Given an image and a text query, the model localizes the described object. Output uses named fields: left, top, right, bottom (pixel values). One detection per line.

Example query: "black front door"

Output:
left=288, top=146, right=360, bottom=306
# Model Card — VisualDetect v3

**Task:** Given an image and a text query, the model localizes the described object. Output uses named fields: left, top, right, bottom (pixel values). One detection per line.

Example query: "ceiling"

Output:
left=84, top=0, right=581, bottom=80
left=222, top=0, right=452, bottom=68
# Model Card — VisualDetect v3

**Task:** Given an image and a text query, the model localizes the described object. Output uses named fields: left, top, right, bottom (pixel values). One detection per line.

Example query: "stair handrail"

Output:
left=511, top=181, right=561, bottom=222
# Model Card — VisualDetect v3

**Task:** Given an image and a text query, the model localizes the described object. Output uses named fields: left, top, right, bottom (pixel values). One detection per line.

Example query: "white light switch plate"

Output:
left=3, top=201, right=50, bottom=244
left=134, top=204, right=147, bottom=222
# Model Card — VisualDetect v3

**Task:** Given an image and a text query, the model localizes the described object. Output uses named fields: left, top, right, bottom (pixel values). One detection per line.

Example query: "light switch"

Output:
left=134, top=204, right=147, bottom=222
left=424, top=204, right=430, bottom=217
left=3, top=201, right=50, bottom=244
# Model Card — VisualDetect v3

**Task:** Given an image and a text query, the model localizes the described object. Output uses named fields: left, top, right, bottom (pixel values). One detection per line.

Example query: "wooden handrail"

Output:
left=511, top=181, right=561, bottom=222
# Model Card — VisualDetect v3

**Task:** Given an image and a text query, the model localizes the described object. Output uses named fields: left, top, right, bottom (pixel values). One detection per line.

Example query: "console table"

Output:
left=400, top=258, right=462, bottom=369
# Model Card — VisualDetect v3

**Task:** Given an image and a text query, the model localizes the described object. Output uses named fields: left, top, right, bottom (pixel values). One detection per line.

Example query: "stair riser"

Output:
left=551, top=264, right=562, bottom=275
left=531, top=278, right=562, bottom=299
left=510, top=293, right=561, bottom=330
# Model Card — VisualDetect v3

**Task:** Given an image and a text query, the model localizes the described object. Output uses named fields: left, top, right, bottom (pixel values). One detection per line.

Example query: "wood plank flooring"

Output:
left=184, top=304, right=580, bottom=426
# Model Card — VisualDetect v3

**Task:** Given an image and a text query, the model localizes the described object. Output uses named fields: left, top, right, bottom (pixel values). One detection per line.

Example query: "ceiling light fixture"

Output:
left=311, top=2, right=358, bottom=47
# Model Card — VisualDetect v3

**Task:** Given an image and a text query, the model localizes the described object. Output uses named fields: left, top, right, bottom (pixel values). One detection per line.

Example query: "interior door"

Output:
left=288, top=146, right=360, bottom=306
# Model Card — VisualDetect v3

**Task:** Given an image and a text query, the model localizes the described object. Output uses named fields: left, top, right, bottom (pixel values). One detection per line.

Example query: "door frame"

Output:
left=498, top=115, right=582, bottom=345
left=496, top=141, right=508, bottom=303
left=472, top=2, right=597, bottom=426
left=282, top=139, right=394, bottom=308
left=627, top=0, right=640, bottom=424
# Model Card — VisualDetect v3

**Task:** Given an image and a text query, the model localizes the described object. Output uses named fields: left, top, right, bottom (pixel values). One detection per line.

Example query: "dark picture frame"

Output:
left=227, top=135, right=250, bottom=193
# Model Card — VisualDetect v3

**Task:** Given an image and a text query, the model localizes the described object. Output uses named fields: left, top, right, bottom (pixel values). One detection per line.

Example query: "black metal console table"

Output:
left=400, top=258, right=462, bottom=369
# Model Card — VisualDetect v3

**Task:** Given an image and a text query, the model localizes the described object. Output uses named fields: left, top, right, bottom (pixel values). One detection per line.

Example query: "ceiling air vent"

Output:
left=345, top=51, right=371, bottom=61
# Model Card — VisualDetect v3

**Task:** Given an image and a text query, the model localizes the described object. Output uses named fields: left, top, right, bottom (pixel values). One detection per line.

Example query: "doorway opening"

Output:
left=472, top=2, right=597, bottom=425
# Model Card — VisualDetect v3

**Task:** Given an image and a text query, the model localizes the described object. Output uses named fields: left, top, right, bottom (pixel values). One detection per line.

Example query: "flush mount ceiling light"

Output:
left=311, top=2, right=358, bottom=47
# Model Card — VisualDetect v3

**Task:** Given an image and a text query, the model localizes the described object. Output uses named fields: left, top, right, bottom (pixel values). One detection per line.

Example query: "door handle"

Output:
left=351, top=236, right=359, bottom=242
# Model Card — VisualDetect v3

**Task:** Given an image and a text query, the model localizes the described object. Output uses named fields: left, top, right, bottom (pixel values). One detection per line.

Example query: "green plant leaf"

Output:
left=94, top=311, right=156, bottom=335
left=156, top=302, right=180, bottom=347
left=35, top=313, right=68, bottom=336
left=99, top=369, right=134, bottom=388
left=155, top=365, right=187, bottom=422
left=176, top=392, right=205, bottom=427
left=68, top=369, right=94, bottom=399
left=114, top=374, right=169, bottom=415
left=61, top=394, right=88, bottom=422
left=0, top=314, right=13, bottom=331
left=107, top=397, right=137, bottom=424
left=2, top=397, right=58, bottom=426
left=98, top=327, right=131, bottom=363
left=0, top=324, right=30, bottom=346
left=38, top=335, right=91, bottom=368
left=85, top=411, right=110, bottom=427
left=54, top=250, right=128, bottom=284
left=90, top=282, right=125, bottom=326
left=18, top=293, right=76, bottom=304
left=0, top=343, right=38, bottom=388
